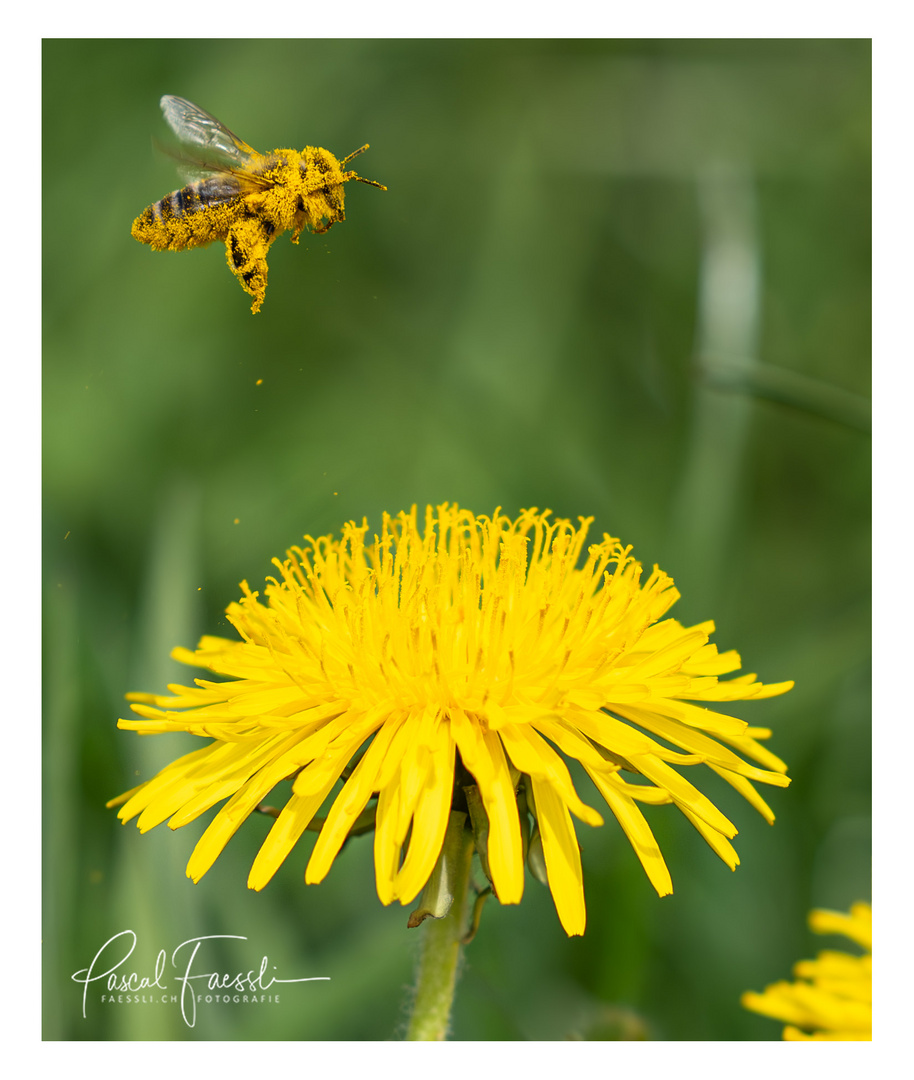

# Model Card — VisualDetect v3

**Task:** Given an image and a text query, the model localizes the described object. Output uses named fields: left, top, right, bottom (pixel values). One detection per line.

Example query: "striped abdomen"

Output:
left=132, top=175, right=247, bottom=250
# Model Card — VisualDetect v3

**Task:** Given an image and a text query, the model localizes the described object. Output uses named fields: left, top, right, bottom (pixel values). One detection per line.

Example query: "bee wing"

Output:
left=160, top=95, right=259, bottom=166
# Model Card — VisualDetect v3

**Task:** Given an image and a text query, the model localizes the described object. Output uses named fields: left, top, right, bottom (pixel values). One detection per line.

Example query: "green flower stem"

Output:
left=405, top=814, right=475, bottom=1041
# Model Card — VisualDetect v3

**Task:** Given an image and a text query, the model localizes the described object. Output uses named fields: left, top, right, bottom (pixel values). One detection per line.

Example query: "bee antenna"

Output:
left=353, top=175, right=387, bottom=191
left=341, top=144, right=370, bottom=166
left=340, top=144, right=385, bottom=189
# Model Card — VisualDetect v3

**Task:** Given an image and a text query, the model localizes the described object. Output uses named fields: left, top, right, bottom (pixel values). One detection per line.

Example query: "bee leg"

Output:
left=290, top=210, right=305, bottom=245
left=225, top=217, right=274, bottom=314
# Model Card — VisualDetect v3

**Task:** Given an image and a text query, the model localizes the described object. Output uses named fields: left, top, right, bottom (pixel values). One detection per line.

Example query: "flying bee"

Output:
left=131, top=95, right=386, bottom=313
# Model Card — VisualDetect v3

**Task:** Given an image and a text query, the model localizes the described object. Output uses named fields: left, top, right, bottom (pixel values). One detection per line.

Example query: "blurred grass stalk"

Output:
left=673, top=162, right=870, bottom=600
left=110, top=480, right=205, bottom=1038
left=671, top=163, right=760, bottom=598
left=700, top=355, right=871, bottom=434
left=43, top=577, right=81, bottom=1038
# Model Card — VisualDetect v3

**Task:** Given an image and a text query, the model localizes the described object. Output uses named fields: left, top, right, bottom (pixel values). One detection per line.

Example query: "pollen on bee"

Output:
left=131, top=96, right=385, bottom=313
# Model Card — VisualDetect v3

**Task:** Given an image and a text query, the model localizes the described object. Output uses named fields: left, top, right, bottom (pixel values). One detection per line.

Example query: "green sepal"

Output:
left=407, top=810, right=469, bottom=928
left=527, top=823, right=548, bottom=886
left=463, top=784, right=493, bottom=888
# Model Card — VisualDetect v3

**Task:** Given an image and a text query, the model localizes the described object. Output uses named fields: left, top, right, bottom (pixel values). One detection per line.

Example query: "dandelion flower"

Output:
left=742, top=902, right=872, bottom=1040
left=110, top=505, right=792, bottom=935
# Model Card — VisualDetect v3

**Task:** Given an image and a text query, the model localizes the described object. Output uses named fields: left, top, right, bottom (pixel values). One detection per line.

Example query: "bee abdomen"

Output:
left=162, top=186, right=202, bottom=218
left=132, top=178, right=243, bottom=250
left=157, top=176, right=245, bottom=221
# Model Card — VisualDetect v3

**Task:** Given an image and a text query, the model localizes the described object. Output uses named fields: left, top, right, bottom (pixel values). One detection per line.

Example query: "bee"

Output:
left=131, top=95, right=385, bottom=313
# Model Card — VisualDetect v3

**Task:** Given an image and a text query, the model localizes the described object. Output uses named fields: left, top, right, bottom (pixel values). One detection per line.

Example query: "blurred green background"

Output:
left=42, top=39, right=870, bottom=1040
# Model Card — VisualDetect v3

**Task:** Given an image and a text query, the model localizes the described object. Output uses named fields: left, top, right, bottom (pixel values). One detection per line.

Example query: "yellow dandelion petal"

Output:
left=529, top=774, right=587, bottom=936
left=608, top=775, right=673, bottom=804
left=450, top=708, right=524, bottom=904
left=188, top=774, right=298, bottom=884
left=394, top=720, right=457, bottom=902
left=624, top=627, right=711, bottom=680
left=191, top=722, right=372, bottom=883
left=391, top=712, right=442, bottom=830
left=720, top=727, right=790, bottom=774
left=638, top=698, right=749, bottom=740
left=526, top=713, right=620, bottom=776
left=498, top=721, right=603, bottom=827
left=369, top=711, right=439, bottom=903
left=628, top=752, right=737, bottom=839
left=793, top=954, right=873, bottom=1014
left=708, top=764, right=777, bottom=824
left=809, top=902, right=872, bottom=950
left=113, top=743, right=218, bottom=823
left=164, top=734, right=301, bottom=828
left=248, top=783, right=339, bottom=891
left=306, top=712, right=407, bottom=882
left=743, top=902, right=872, bottom=1040
left=559, top=705, right=664, bottom=759
left=111, top=505, right=792, bottom=934
left=681, top=642, right=742, bottom=677
left=783, top=1026, right=872, bottom=1042
left=630, top=614, right=695, bottom=655
left=585, top=767, right=673, bottom=896
left=737, top=677, right=796, bottom=700
left=615, top=704, right=789, bottom=789
left=373, top=760, right=411, bottom=904
left=677, top=804, right=740, bottom=870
